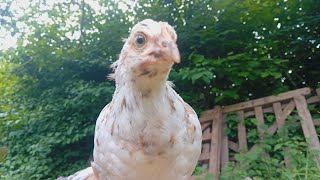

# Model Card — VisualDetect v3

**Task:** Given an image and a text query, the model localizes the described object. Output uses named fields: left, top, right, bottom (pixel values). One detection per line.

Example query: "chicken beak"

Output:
left=166, top=42, right=180, bottom=64
left=171, top=47, right=180, bottom=64
left=146, top=42, right=180, bottom=64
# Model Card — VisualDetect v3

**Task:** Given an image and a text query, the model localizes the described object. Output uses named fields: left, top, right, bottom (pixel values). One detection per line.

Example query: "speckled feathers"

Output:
left=63, top=19, right=202, bottom=180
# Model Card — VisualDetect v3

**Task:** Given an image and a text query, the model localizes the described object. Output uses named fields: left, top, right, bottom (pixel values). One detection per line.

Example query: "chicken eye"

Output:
left=135, top=34, right=146, bottom=47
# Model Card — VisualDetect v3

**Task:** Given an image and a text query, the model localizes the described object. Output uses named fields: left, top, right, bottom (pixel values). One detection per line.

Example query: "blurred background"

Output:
left=0, top=0, right=319, bottom=179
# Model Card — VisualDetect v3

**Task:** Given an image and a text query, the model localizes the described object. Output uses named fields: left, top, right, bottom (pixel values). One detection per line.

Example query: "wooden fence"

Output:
left=195, top=87, right=320, bottom=179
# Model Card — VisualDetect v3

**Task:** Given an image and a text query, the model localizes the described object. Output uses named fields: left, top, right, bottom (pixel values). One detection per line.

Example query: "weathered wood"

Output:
left=199, top=151, right=210, bottom=161
left=221, top=121, right=229, bottom=169
left=248, top=143, right=258, bottom=154
left=209, top=106, right=223, bottom=179
left=200, top=109, right=214, bottom=122
left=273, top=102, right=285, bottom=127
left=273, top=102, right=292, bottom=168
left=197, top=88, right=320, bottom=176
left=307, top=96, right=320, bottom=104
left=245, top=108, right=272, bottom=117
left=201, top=122, right=212, bottom=133
left=254, top=106, right=265, bottom=140
left=202, top=122, right=212, bottom=142
left=222, top=87, right=310, bottom=113
left=201, top=121, right=211, bottom=129
left=266, top=122, right=278, bottom=135
left=202, top=143, right=210, bottom=154
left=228, top=141, right=239, bottom=152
left=282, top=147, right=291, bottom=168
left=294, top=95, right=320, bottom=160
left=281, top=100, right=296, bottom=119
left=314, top=118, right=320, bottom=126
left=244, top=101, right=297, bottom=117
left=202, top=133, right=211, bottom=141
left=237, top=111, right=248, bottom=152
left=255, top=106, right=270, bottom=157
left=201, top=109, right=214, bottom=117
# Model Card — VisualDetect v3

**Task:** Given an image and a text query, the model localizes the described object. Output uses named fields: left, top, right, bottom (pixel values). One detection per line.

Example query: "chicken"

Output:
left=60, top=19, right=202, bottom=180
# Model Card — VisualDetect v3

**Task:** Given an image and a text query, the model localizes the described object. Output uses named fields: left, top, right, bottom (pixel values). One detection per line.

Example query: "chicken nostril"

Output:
left=149, top=52, right=162, bottom=59
left=154, top=53, right=162, bottom=58
left=162, top=41, right=168, bottom=47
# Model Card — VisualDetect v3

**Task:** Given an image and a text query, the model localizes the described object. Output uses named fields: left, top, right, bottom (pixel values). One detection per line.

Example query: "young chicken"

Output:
left=61, top=19, right=202, bottom=180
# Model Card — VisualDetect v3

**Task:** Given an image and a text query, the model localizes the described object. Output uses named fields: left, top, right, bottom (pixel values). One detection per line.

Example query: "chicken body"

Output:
left=93, top=81, right=201, bottom=180
left=61, top=19, right=202, bottom=180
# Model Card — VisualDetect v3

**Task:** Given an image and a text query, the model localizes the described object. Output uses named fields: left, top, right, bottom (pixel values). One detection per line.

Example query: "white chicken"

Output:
left=60, top=19, right=202, bottom=180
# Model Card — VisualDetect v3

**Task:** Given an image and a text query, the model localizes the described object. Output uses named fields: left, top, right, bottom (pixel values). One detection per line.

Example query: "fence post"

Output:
left=220, top=119, right=229, bottom=169
left=237, top=110, right=248, bottom=153
left=273, top=102, right=292, bottom=168
left=209, top=106, right=223, bottom=180
left=294, top=95, right=320, bottom=161
left=254, top=106, right=269, bottom=157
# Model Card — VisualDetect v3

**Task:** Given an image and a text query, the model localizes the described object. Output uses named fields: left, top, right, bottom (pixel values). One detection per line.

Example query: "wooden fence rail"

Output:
left=194, top=87, right=320, bottom=180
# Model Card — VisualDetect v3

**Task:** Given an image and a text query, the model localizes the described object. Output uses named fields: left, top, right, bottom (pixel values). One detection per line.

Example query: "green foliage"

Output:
left=0, top=0, right=319, bottom=179
left=1, top=79, right=114, bottom=179
left=220, top=109, right=320, bottom=180
left=221, top=148, right=320, bottom=180
left=193, top=166, right=215, bottom=180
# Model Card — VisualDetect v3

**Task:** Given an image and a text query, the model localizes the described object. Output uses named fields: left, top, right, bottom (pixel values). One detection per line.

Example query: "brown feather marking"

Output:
left=111, top=120, right=115, bottom=136
left=158, top=151, right=164, bottom=156
left=168, top=97, right=176, bottom=112
left=187, top=122, right=196, bottom=144
left=183, top=103, right=193, bottom=122
left=121, top=98, right=127, bottom=110
left=139, top=134, right=145, bottom=153
left=101, top=103, right=111, bottom=124
left=96, top=138, right=100, bottom=146
left=142, top=89, right=151, bottom=98
left=184, top=102, right=194, bottom=114
left=129, top=146, right=139, bottom=157
left=148, top=70, right=158, bottom=78
left=120, top=145, right=126, bottom=150
left=169, top=133, right=176, bottom=147
left=154, top=119, right=164, bottom=129
left=184, top=113, right=189, bottom=123
left=139, top=69, right=151, bottom=76
left=84, top=174, right=96, bottom=180
left=92, top=161, right=116, bottom=179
